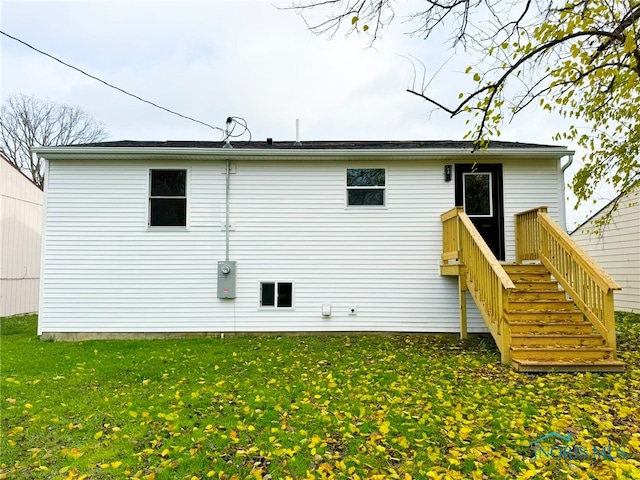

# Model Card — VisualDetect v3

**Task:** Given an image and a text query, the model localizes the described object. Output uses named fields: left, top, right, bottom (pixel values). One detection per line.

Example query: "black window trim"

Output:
left=148, top=168, right=189, bottom=229
left=259, top=281, right=294, bottom=309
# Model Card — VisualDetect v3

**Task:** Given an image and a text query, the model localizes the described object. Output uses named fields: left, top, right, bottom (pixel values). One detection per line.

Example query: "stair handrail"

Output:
left=441, top=207, right=515, bottom=363
left=515, top=208, right=621, bottom=350
left=515, top=206, right=547, bottom=262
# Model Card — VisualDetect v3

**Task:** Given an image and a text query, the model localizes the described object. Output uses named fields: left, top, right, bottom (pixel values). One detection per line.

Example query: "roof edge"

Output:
left=33, top=146, right=574, bottom=161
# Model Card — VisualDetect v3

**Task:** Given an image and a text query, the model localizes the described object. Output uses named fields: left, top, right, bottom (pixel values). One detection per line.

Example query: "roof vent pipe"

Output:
left=294, top=119, right=302, bottom=147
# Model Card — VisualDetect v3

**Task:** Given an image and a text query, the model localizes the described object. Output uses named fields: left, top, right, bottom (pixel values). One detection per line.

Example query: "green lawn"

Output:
left=1, top=314, right=639, bottom=480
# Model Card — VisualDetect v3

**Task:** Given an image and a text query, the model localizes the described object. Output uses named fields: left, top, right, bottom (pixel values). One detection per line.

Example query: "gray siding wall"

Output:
left=39, top=156, right=562, bottom=334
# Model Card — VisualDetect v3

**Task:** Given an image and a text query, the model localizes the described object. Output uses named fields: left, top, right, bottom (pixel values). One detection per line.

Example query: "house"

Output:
left=0, top=154, right=43, bottom=317
left=570, top=186, right=640, bottom=313
left=33, top=140, right=625, bottom=371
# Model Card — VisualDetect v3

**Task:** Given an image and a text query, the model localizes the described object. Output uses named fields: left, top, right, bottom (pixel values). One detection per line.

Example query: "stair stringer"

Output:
left=463, top=272, right=512, bottom=365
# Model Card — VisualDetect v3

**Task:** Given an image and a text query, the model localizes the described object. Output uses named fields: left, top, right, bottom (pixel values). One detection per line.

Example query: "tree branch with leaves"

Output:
left=291, top=0, right=640, bottom=222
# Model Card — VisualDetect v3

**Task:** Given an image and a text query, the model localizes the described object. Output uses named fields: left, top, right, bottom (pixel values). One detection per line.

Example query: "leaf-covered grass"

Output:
left=1, top=313, right=639, bottom=480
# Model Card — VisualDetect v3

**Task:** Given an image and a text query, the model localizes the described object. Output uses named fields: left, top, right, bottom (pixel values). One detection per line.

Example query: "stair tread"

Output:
left=512, top=279, right=558, bottom=283
left=511, top=345, right=614, bottom=351
left=513, top=358, right=626, bottom=365
left=508, top=298, right=573, bottom=302
left=511, top=359, right=626, bottom=372
left=507, top=314, right=581, bottom=317
left=507, top=323, right=591, bottom=328
left=511, top=333, right=601, bottom=338
left=512, top=290, right=562, bottom=293
left=508, top=319, right=588, bottom=322
left=502, top=264, right=546, bottom=269
left=505, top=310, right=582, bottom=315
left=468, top=262, right=621, bottom=372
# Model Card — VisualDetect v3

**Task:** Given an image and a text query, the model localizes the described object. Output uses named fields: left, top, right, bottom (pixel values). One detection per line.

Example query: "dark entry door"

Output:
left=454, top=164, right=505, bottom=261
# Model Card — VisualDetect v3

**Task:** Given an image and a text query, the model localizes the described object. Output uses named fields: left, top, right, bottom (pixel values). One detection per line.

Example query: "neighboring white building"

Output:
left=0, top=154, right=43, bottom=317
left=33, top=140, right=573, bottom=338
left=571, top=186, right=640, bottom=313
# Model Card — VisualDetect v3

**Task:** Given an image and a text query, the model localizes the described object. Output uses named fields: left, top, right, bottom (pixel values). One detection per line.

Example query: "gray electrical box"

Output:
left=217, top=261, right=236, bottom=299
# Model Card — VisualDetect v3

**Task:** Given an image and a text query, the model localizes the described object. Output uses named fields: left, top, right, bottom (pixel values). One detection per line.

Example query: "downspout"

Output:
left=560, top=155, right=574, bottom=231
left=561, top=154, right=574, bottom=173
left=225, top=158, right=230, bottom=261
left=223, top=117, right=233, bottom=261
left=225, top=157, right=235, bottom=332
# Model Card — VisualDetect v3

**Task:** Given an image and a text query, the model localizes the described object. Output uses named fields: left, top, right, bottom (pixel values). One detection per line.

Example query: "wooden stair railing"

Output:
left=515, top=207, right=622, bottom=355
left=440, top=207, right=515, bottom=363
left=442, top=207, right=624, bottom=371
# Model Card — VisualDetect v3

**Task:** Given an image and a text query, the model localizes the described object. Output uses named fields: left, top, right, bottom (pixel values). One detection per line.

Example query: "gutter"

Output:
left=32, top=146, right=575, bottom=161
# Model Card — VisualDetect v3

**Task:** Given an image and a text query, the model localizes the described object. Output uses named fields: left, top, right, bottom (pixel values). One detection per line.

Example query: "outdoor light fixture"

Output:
left=444, top=165, right=452, bottom=182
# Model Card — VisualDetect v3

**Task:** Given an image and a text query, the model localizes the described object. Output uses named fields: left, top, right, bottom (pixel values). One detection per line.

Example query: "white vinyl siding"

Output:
left=502, top=158, right=562, bottom=262
left=230, top=160, right=454, bottom=331
left=571, top=188, right=640, bottom=313
left=39, top=160, right=229, bottom=333
left=39, top=155, right=563, bottom=335
left=1, top=158, right=43, bottom=316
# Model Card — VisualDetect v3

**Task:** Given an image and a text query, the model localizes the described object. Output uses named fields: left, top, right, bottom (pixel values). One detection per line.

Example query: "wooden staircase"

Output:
left=440, top=206, right=625, bottom=373
left=503, top=264, right=626, bottom=372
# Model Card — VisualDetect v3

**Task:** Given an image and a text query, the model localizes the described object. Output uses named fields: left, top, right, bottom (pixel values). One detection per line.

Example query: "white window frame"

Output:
left=462, top=171, right=493, bottom=218
left=259, top=281, right=294, bottom=309
left=346, top=168, right=386, bottom=208
left=147, top=168, right=189, bottom=229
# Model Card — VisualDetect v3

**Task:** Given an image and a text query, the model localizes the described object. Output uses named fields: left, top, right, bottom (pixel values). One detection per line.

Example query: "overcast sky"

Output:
left=0, top=0, right=618, bottom=227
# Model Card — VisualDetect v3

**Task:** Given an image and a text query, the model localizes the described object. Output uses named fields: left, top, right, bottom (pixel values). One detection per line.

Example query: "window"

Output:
left=149, top=169, right=187, bottom=226
left=463, top=172, right=492, bottom=217
left=347, top=168, right=385, bottom=206
left=260, top=282, right=293, bottom=308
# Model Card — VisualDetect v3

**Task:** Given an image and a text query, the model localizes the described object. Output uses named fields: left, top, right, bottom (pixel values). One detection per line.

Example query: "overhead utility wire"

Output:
left=1, top=30, right=246, bottom=138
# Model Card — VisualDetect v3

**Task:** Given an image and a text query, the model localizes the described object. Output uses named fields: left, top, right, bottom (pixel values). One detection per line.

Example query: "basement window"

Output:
left=149, top=169, right=187, bottom=226
left=260, top=282, right=293, bottom=308
left=347, top=168, right=385, bottom=206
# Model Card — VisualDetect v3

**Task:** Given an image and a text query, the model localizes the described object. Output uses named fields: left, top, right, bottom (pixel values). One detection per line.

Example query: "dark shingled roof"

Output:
left=72, top=140, right=561, bottom=150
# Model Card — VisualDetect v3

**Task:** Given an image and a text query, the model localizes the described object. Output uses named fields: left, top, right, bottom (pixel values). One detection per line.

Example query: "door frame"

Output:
left=454, top=163, right=505, bottom=261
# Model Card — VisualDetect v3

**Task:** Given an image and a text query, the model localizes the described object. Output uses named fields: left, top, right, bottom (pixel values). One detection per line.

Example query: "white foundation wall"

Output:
left=39, top=156, right=562, bottom=334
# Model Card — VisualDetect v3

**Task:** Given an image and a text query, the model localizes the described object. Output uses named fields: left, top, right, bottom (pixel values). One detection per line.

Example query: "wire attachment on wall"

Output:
left=221, top=116, right=252, bottom=146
